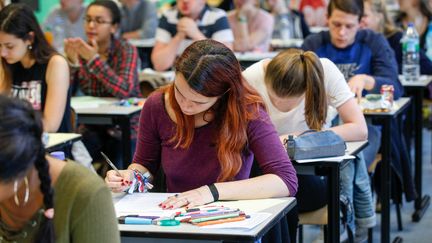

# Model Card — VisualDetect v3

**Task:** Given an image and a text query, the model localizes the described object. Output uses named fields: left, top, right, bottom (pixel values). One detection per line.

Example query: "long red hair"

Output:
left=164, top=40, right=264, bottom=182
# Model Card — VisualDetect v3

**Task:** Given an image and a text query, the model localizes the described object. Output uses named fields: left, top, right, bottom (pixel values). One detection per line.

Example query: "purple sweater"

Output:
left=133, top=92, right=298, bottom=195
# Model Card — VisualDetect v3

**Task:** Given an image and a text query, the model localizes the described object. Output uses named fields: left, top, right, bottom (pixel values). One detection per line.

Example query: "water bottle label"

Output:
left=403, top=41, right=419, bottom=52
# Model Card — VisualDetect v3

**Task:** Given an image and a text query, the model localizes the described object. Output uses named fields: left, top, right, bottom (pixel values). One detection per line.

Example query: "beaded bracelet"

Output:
left=128, top=170, right=154, bottom=194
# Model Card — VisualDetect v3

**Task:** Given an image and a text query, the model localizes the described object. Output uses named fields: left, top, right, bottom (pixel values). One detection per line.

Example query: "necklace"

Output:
left=0, top=209, right=43, bottom=242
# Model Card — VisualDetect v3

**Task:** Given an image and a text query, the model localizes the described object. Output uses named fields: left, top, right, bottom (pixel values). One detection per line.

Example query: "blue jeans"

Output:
left=363, top=122, right=382, bottom=168
left=340, top=152, right=376, bottom=230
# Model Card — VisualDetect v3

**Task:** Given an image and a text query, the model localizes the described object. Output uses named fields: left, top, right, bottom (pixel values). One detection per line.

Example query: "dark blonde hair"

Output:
left=397, top=0, right=432, bottom=20
left=364, top=0, right=400, bottom=37
left=265, top=49, right=327, bottom=130
left=164, top=39, right=264, bottom=182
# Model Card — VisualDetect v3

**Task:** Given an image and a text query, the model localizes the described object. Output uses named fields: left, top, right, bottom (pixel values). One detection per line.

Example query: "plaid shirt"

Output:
left=71, top=37, right=141, bottom=139
left=72, top=37, right=140, bottom=98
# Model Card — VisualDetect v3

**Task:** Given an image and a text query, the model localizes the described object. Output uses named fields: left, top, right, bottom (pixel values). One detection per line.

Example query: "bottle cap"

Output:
left=50, top=151, right=66, bottom=161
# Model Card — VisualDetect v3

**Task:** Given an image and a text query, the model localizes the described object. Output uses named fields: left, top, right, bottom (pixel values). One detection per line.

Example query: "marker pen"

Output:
left=154, top=219, right=181, bottom=226
left=118, top=216, right=153, bottom=225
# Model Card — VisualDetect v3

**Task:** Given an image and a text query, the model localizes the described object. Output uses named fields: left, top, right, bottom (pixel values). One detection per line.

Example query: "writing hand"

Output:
left=159, top=186, right=214, bottom=209
left=105, top=169, right=134, bottom=193
left=348, top=74, right=367, bottom=102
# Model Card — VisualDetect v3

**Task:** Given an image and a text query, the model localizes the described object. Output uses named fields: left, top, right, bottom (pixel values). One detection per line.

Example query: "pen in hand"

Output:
left=101, top=152, right=121, bottom=176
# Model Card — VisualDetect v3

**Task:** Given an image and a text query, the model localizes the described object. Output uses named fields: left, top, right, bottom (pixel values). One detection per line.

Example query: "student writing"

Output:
left=105, top=39, right=298, bottom=209
left=0, top=3, right=70, bottom=133
left=243, top=48, right=374, bottom=241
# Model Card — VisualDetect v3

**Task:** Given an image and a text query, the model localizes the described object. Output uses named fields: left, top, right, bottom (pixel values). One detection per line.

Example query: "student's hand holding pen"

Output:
left=348, top=74, right=376, bottom=103
left=160, top=186, right=214, bottom=209
left=105, top=169, right=135, bottom=193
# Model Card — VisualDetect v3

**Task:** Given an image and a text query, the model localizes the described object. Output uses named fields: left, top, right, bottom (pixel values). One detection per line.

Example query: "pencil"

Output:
left=190, top=212, right=241, bottom=223
left=101, top=152, right=121, bottom=176
left=193, top=216, right=247, bottom=226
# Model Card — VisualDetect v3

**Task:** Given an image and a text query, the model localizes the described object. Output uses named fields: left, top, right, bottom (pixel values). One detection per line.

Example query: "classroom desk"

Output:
left=71, top=97, right=142, bottom=168
left=309, top=26, right=329, bottom=33
left=114, top=193, right=297, bottom=242
left=128, top=38, right=155, bottom=69
left=400, top=75, right=432, bottom=222
left=128, top=38, right=155, bottom=48
left=139, top=68, right=175, bottom=91
left=293, top=140, right=368, bottom=243
left=45, top=133, right=82, bottom=152
left=271, top=38, right=304, bottom=50
left=235, top=51, right=279, bottom=69
left=363, top=97, right=411, bottom=243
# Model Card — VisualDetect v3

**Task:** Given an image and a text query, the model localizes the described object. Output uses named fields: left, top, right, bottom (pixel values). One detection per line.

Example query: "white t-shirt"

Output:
left=243, top=58, right=354, bottom=135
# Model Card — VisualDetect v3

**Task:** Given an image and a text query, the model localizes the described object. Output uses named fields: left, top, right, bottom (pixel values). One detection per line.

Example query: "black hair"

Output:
left=327, top=0, right=364, bottom=21
left=0, top=95, right=55, bottom=243
left=88, top=0, right=122, bottom=25
left=0, top=3, right=57, bottom=91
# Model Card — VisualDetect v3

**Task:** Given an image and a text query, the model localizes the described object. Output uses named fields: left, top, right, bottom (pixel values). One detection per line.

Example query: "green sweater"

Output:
left=0, top=162, right=120, bottom=243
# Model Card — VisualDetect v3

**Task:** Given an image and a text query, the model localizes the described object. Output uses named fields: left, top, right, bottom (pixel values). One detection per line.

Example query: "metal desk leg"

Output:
left=327, top=165, right=340, bottom=243
left=412, top=89, right=431, bottom=222
left=119, top=117, right=132, bottom=169
left=381, top=118, right=391, bottom=243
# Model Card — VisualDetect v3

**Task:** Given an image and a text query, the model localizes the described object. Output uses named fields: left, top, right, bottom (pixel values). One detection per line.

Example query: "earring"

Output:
left=14, top=176, right=30, bottom=206
left=28, top=45, right=32, bottom=50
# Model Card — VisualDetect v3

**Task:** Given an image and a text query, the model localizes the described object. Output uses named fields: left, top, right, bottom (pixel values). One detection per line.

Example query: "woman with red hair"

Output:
left=105, top=39, right=297, bottom=208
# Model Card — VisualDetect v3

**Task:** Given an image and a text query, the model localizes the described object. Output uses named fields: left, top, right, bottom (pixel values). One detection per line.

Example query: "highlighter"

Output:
left=118, top=216, right=153, bottom=225
left=154, top=219, right=181, bottom=226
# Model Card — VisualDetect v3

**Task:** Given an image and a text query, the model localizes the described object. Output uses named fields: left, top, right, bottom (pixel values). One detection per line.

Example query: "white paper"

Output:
left=200, top=212, right=271, bottom=229
left=114, top=194, right=290, bottom=230
left=71, top=96, right=113, bottom=109
left=115, top=193, right=177, bottom=217
left=296, top=155, right=355, bottom=163
left=208, top=198, right=287, bottom=213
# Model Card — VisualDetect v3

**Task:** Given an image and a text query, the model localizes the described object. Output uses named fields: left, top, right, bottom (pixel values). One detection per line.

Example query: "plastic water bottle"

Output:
left=402, top=22, right=420, bottom=82
left=425, top=23, right=432, bottom=61
left=52, top=13, right=65, bottom=54
left=279, top=15, right=292, bottom=40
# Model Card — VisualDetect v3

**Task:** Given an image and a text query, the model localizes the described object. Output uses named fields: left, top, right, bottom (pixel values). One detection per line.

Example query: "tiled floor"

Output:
left=302, top=128, right=432, bottom=242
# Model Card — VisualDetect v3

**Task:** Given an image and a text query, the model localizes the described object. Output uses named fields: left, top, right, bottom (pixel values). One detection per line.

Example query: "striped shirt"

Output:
left=155, top=5, right=234, bottom=55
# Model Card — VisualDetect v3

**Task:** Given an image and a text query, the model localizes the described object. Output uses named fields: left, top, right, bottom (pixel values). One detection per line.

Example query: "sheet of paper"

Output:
left=200, top=212, right=271, bottom=229
left=71, top=96, right=113, bottom=109
left=296, top=154, right=355, bottom=163
left=207, top=198, right=287, bottom=213
left=115, top=193, right=177, bottom=217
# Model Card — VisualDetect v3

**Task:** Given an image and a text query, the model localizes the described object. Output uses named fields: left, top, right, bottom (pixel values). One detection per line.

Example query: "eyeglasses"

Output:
left=84, top=17, right=112, bottom=25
